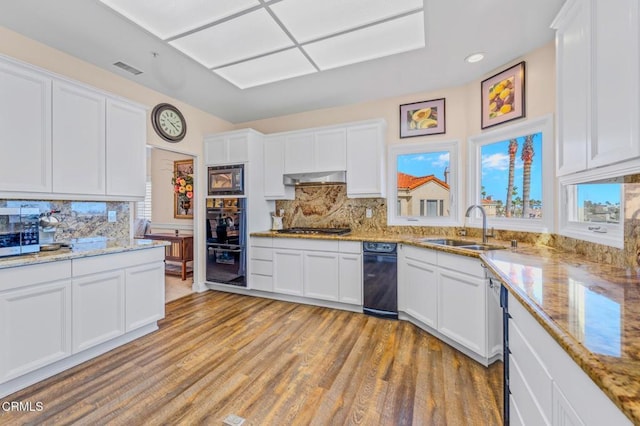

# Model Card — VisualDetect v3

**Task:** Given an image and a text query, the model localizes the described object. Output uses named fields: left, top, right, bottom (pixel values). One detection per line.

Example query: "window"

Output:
left=560, top=173, right=624, bottom=248
left=468, top=115, right=554, bottom=232
left=388, top=140, right=460, bottom=226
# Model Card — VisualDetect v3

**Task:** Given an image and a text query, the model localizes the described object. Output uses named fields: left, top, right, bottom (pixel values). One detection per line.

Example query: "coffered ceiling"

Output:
left=0, top=0, right=564, bottom=123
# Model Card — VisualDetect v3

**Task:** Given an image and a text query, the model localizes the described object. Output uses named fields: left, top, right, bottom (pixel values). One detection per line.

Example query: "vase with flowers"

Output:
left=172, top=172, right=194, bottom=217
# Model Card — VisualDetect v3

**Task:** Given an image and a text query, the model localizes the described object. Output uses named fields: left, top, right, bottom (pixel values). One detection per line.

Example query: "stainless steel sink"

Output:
left=421, top=238, right=475, bottom=246
left=457, top=244, right=504, bottom=251
left=421, top=238, right=505, bottom=251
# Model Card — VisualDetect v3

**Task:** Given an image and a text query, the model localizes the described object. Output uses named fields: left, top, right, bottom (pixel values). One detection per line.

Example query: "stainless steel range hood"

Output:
left=283, top=171, right=346, bottom=186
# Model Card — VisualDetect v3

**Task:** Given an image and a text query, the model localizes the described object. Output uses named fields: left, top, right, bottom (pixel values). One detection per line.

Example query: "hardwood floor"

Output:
left=0, top=291, right=503, bottom=425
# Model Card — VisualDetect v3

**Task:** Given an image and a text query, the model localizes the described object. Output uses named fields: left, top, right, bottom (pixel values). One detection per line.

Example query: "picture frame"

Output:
left=399, top=98, right=446, bottom=138
left=481, top=61, right=525, bottom=129
left=173, top=159, right=194, bottom=219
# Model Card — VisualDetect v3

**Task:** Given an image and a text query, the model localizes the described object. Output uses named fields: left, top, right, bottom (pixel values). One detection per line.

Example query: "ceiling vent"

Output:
left=113, top=61, right=143, bottom=75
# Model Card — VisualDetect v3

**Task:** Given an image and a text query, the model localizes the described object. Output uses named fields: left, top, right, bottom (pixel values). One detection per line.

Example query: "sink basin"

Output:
left=421, top=238, right=475, bottom=246
left=458, top=244, right=505, bottom=251
left=421, top=238, right=505, bottom=251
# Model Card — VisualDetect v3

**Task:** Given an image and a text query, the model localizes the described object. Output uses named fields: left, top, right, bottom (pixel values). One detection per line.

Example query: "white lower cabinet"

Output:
left=0, top=247, right=165, bottom=393
left=273, top=248, right=304, bottom=296
left=0, top=273, right=72, bottom=382
left=125, top=262, right=165, bottom=332
left=398, top=244, right=438, bottom=329
left=251, top=237, right=362, bottom=306
left=304, top=251, right=339, bottom=301
left=338, top=252, right=362, bottom=305
left=72, top=270, right=125, bottom=353
left=437, top=268, right=487, bottom=356
left=508, top=292, right=631, bottom=425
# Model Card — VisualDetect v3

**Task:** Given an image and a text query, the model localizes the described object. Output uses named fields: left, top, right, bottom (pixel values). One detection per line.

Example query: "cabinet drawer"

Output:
left=402, top=244, right=437, bottom=264
left=509, top=356, right=551, bottom=425
left=73, top=247, right=165, bottom=276
left=250, top=237, right=273, bottom=248
left=250, top=274, right=273, bottom=292
left=0, top=260, right=72, bottom=292
left=509, top=319, right=552, bottom=420
left=272, top=238, right=339, bottom=252
left=250, top=259, right=272, bottom=276
left=251, top=247, right=272, bottom=261
left=437, top=251, right=485, bottom=277
left=339, top=241, right=361, bottom=254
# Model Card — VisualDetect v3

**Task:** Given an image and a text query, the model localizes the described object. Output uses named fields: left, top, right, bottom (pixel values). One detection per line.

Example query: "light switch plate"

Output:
left=366, top=208, right=372, bottom=218
left=108, top=211, right=116, bottom=222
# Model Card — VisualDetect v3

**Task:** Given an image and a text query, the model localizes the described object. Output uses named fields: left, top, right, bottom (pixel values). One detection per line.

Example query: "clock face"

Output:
left=152, top=103, right=187, bottom=142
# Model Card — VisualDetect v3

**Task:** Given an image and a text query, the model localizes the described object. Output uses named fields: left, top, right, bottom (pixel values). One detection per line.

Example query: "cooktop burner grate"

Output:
left=277, top=227, right=351, bottom=235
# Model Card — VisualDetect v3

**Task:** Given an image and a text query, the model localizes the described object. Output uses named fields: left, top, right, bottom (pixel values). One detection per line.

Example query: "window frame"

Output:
left=558, top=170, right=624, bottom=249
left=467, top=114, right=555, bottom=233
left=387, top=140, right=461, bottom=226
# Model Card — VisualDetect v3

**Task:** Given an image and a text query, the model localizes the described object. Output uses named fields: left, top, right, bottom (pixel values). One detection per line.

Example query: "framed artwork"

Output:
left=481, top=61, right=526, bottom=129
left=399, top=98, right=446, bottom=138
left=173, top=159, right=194, bottom=219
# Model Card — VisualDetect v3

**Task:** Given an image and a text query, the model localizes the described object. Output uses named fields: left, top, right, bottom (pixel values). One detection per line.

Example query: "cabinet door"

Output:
left=315, top=128, right=347, bottom=171
left=0, top=60, right=52, bottom=193
left=125, top=262, right=165, bottom=332
left=106, top=98, right=146, bottom=197
left=589, top=0, right=640, bottom=168
left=339, top=253, right=362, bottom=305
left=552, top=382, right=584, bottom=426
left=227, top=134, right=249, bottom=164
left=437, top=268, right=487, bottom=356
left=52, top=81, right=106, bottom=195
left=273, top=249, right=304, bottom=296
left=346, top=123, right=385, bottom=198
left=555, top=0, right=590, bottom=175
left=284, top=132, right=315, bottom=174
left=400, top=255, right=438, bottom=329
left=304, top=251, right=340, bottom=301
left=204, top=136, right=227, bottom=165
left=264, top=135, right=293, bottom=199
left=72, top=270, right=125, bottom=353
left=0, top=280, right=72, bottom=382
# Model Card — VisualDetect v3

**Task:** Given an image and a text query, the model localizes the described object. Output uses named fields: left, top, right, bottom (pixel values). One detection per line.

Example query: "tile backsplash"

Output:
left=1, top=199, right=130, bottom=241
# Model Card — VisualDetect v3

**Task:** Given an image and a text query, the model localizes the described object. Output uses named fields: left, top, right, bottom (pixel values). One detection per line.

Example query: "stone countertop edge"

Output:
left=0, top=239, right=170, bottom=270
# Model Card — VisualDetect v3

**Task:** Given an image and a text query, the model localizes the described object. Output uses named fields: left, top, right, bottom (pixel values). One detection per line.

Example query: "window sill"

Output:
left=559, top=226, right=623, bottom=249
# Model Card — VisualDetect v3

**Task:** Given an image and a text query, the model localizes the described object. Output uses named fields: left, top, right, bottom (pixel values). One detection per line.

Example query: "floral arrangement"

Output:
left=172, top=173, right=194, bottom=202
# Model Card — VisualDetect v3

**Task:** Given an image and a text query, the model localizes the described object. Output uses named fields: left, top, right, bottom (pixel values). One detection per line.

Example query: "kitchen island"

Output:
left=250, top=230, right=640, bottom=424
left=0, top=238, right=169, bottom=398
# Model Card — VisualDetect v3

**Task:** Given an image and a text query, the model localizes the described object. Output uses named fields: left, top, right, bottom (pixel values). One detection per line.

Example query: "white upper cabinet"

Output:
left=263, top=119, right=386, bottom=200
left=554, top=0, right=640, bottom=175
left=204, top=132, right=250, bottom=166
left=52, top=81, right=106, bottom=195
left=0, top=60, right=52, bottom=193
left=283, top=128, right=347, bottom=174
left=346, top=120, right=386, bottom=198
left=263, top=135, right=294, bottom=200
left=0, top=55, right=147, bottom=199
left=106, top=99, right=147, bottom=198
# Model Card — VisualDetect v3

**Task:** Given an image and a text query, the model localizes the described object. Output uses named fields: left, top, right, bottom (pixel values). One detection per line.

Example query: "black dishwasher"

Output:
left=363, top=242, right=398, bottom=319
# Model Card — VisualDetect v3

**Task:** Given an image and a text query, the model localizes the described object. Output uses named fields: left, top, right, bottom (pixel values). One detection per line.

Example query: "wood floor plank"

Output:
left=0, top=291, right=503, bottom=425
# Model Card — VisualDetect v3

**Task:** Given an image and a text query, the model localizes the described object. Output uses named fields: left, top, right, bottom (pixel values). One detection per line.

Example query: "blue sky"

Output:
left=481, top=133, right=542, bottom=203
left=577, top=184, right=621, bottom=205
left=397, top=151, right=450, bottom=180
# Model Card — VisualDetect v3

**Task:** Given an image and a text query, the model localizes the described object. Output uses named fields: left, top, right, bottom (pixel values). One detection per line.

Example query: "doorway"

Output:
left=135, top=145, right=197, bottom=303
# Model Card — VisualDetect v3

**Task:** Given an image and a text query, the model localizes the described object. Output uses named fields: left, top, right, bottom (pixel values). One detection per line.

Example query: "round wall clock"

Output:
left=151, top=103, right=187, bottom=142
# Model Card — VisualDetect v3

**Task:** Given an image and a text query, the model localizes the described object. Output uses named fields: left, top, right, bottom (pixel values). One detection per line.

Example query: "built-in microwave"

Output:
left=208, top=164, right=244, bottom=196
left=0, top=207, right=40, bottom=257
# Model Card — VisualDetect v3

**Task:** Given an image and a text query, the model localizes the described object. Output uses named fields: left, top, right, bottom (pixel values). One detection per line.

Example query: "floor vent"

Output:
left=113, top=61, right=143, bottom=75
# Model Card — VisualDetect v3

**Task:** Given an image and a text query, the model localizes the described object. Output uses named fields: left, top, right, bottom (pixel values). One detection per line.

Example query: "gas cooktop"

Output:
left=277, top=227, right=351, bottom=235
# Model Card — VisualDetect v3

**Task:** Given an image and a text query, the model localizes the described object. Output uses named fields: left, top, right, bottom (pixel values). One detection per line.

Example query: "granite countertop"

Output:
left=252, top=230, right=640, bottom=422
left=0, top=237, right=170, bottom=270
left=482, top=247, right=640, bottom=424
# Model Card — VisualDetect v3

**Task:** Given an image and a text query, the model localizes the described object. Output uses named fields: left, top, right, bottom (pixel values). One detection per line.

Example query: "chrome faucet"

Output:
left=465, top=205, right=491, bottom=244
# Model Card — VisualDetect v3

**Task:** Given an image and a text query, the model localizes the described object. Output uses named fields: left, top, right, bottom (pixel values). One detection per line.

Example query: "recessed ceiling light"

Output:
left=465, top=53, right=485, bottom=63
